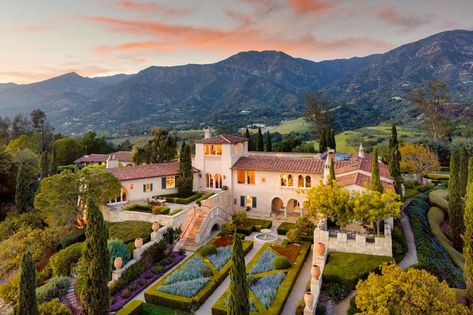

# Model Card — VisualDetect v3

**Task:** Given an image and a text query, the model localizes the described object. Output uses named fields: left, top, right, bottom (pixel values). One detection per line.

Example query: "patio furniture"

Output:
left=155, top=198, right=167, bottom=205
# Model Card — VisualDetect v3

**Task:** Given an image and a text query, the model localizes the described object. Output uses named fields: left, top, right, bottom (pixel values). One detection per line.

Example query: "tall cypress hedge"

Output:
left=371, top=148, right=384, bottom=193
left=463, top=157, right=473, bottom=302
left=17, top=250, right=38, bottom=315
left=449, top=150, right=464, bottom=251
left=229, top=232, right=249, bottom=315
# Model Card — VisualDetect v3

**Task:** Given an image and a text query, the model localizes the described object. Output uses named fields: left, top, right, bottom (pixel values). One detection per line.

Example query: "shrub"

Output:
left=115, top=300, right=143, bottom=315
left=201, top=265, right=213, bottom=278
left=286, top=228, right=301, bottom=243
left=195, top=192, right=215, bottom=205
left=108, top=239, right=131, bottom=269
left=152, top=205, right=170, bottom=215
left=48, top=242, right=84, bottom=276
left=121, top=289, right=132, bottom=298
left=232, top=210, right=247, bottom=226
left=169, top=208, right=184, bottom=216
left=153, top=265, right=164, bottom=275
left=277, top=222, right=295, bottom=235
left=58, top=228, right=85, bottom=249
left=124, top=204, right=152, bottom=212
left=199, top=244, right=217, bottom=257
left=347, top=295, right=360, bottom=315
left=220, top=221, right=235, bottom=235
left=109, top=261, right=146, bottom=296
left=138, top=279, right=146, bottom=286
left=295, top=216, right=315, bottom=238
left=38, top=298, right=72, bottom=315
left=321, top=281, right=351, bottom=303
left=108, top=221, right=152, bottom=244
left=273, top=256, right=291, bottom=269
left=428, top=189, right=449, bottom=211
left=36, top=276, right=70, bottom=303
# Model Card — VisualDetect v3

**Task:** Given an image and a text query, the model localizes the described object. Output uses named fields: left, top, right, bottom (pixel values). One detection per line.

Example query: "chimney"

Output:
left=106, top=155, right=119, bottom=168
left=204, top=127, right=211, bottom=139
left=323, top=149, right=335, bottom=184
left=358, top=143, right=365, bottom=159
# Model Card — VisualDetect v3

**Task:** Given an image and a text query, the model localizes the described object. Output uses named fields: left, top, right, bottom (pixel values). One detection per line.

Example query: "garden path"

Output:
left=63, top=278, right=83, bottom=315
left=329, top=196, right=418, bottom=315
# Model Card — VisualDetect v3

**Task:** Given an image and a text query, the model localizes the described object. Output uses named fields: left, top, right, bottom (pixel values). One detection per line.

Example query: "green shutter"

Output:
left=143, top=184, right=146, bottom=192
left=162, top=177, right=166, bottom=189
left=240, top=196, right=245, bottom=207
left=150, top=183, right=153, bottom=191
left=252, top=196, right=257, bottom=208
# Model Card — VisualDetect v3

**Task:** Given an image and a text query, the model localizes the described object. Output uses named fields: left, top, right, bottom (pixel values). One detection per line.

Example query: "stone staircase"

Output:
left=181, top=207, right=210, bottom=250
left=62, top=277, right=83, bottom=315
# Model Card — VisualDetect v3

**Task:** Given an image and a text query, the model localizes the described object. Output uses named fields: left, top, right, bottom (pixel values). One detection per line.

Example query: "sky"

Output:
left=1, top=0, right=472, bottom=84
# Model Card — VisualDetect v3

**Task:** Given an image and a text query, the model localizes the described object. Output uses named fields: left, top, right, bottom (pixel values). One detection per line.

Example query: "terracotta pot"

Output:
left=311, top=264, right=320, bottom=280
left=304, top=291, right=314, bottom=307
left=315, top=242, right=325, bottom=256
left=134, top=237, right=143, bottom=249
left=114, top=257, right=123, bottom=270
left=152, top=221, right=160, bottom=232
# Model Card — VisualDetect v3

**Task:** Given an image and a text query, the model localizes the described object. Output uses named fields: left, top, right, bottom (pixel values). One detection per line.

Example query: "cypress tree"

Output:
left=388, top=125, right=403, bottom=195
left=17, top=250, right=38, bottom=315
left=319, top=129, right=327, bottom=153
left=15, top=164, right=33, bottom=213
left=449, top=150, right=464, bottom=251
left=329, top=158, right=336, bottom=181
left=245, top=128, right=253, bottom=151
left=265, top=132, right=272, bottom=152
left=177, top=142, right=193, bottom=197
left=229, top=231, right=249, bottom=315
left=459, top=146, right=469, bottom=197
left=330, top=128, right=336, bottom=151
left=39, top=151, right=49, bottom=179
left=49, top=145, right=58, bottom=175
left=371, top=148, right=384, bottom=193
left=463, top=157, right=473, bottom=302
left=81, top=198, right=110, bottom=314
left=256, top=127, right=264, bottom=151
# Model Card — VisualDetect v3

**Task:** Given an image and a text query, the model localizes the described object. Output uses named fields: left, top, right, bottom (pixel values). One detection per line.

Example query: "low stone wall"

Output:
left=304, top=245, right=328, bottom=315
left=111, top=226, right=167, bottom=282
left=102, top=205, right=192, bottom=229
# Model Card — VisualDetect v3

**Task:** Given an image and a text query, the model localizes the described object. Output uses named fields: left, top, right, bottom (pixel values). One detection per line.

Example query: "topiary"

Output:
left=153, top=265, right=164, bottom=275
left=48, top=242, right=84, bottom=277
left=120, top=289, right=131, bottom=299
left=295, top=216, right=315, bottom=237
left=199, top=244, right=217, bottom=257
left=273, top=256, right=291, bottom=269
left=286, top=228, right=301, bottom=243
left=201, top=264, right=213, bottom=278
left=38, top=298, right=72, bottom=315
left=232, top=210, right=247, bottom=226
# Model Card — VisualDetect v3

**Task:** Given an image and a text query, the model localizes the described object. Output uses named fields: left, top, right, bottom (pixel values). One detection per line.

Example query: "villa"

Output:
left=74, top=150, right=133, bottom=167
left=105, top=129, right=394, bottom=219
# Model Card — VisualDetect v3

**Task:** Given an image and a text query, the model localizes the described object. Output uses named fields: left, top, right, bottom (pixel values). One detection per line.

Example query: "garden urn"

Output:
left=304, top=292, right=314, bottom=309
left=114, top=257, right=123, bottom=270
left=134, top=237, right=143, bottom=249
left=315, top=242, right=325, bottom=256
left=152, top=221, right=160, bottom=232
left=311, top=264, right=320, bottom=280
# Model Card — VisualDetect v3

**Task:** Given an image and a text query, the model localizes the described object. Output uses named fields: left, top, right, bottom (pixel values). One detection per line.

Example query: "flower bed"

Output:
left=110, top=252, right=186, bottom=312
left=145, top=238, right=253, bottom=311
left=212, top=242, right=311, bottom=314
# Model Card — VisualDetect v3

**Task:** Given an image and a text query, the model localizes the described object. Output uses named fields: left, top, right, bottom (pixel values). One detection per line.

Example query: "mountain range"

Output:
left=0, top=29, right=472, bottom=135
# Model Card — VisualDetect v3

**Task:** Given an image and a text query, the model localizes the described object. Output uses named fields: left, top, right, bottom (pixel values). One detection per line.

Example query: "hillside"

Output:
left=0, top=30, right=472, bottom=135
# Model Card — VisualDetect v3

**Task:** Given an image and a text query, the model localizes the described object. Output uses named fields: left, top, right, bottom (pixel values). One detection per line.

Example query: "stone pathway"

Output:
left=63, top=278, right=83, bottom=315
left=281, top=244, right=312, bottom=315
left=329, top=197, right=418, bottom=315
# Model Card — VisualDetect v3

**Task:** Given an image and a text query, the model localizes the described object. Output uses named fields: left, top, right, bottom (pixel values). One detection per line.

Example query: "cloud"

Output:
left=288, top=0, right=336, bottom=15
left=94, top=41, right=177, bottom=53
left=114, top=0, right=188, bottom=17
left=225, top=9, right=255, bottom=27
left=376, top=7, right=430, bottom=30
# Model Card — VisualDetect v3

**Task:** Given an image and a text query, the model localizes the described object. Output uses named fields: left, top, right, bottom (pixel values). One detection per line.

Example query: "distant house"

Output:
left=74, top=151, right=133, bottom=167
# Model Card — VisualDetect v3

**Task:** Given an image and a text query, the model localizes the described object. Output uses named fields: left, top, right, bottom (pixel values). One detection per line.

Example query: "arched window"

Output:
left=305, top=176, right=311, bottom=188
left=298, top=175, right=304, bottom=187
left=206, top=173, right=213, bottom=188
left=288, top=174, right=293, bottom=186
left=215, top=174, right=222, bottom=189
left=280, top=175, right=287, bottom=186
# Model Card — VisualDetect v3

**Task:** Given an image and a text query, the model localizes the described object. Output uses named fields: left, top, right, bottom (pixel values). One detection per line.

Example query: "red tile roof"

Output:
left=195, top=134, right=247, bottom=144
left=337, top=173, right=394, bottom=191
left=335, top=156, right=392, bottom=179
left=105, top=161, right=199, bottom=181
left=232, top=155, right=325, bottom=174
left=74, top=151, right=132, bottom=164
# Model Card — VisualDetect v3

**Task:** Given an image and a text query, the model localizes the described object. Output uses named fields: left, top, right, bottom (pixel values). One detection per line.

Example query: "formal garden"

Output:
left=144, top=234, right=253, bottom=311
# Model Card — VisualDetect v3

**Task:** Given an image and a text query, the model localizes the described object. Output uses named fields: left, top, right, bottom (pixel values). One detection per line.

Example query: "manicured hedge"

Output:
left=322, top=252, right=392, bottom=290
left=58, top=228, right=85, bottom=249
left=212, top=242, right=310, bottom=315
left=428, top=189, right=449, bottom=211
left=427, top=206, right=464, bottom=268
left=145, top=238, right=254, bottom=311
left=36, top=276, right=70, bottom=303
left=195, top=192, right=215, bottom=205
left=108, top=221, right=152, bottom=246
left=48, top=242, right=84, bottom=276
left=236, top=218, right=272, bottom=236
left=155, top=192, right=203, bottom=205
left=405, top=193, right=465, bottom=288
left=116, top=300, right=143, bottom=315
left=152, top=205, right=170, bottom=215
left=124, top=204, right=153, bottom=212
left=277, top=222, right=295, bottom=235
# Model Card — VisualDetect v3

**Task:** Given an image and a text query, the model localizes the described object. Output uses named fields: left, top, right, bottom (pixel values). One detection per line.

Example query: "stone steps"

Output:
left=62, top=277, right=83, bottom=315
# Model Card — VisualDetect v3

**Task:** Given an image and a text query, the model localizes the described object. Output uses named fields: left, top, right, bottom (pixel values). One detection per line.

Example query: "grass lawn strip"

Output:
left=145, top=238, right=253, bottom=311
left=116, top=300, right=192, bottom=315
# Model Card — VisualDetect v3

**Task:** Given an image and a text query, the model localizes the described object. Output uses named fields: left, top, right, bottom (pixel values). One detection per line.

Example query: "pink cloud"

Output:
left=288, top=0, right=336, bottom=14
left=115, top=0, right=188, bottom=17
left=377, top=7, right=430, bottom=29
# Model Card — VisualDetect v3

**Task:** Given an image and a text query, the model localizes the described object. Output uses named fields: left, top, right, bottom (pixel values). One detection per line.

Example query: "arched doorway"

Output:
left=110, top=186, right=127, bottom=204
left=214, top=174, right=222, bottom=189
left=271, top=197, right=284, bottom=215
left=206, top=173, right=213, bottom=188
left=286, top=199, right=301, bottom=215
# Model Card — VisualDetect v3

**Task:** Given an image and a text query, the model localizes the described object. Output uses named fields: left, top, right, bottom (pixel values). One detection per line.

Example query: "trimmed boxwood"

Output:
left=145, top=238, right=253, bottom=311
left=48, top=242, right=84, bottom=276
left=236, top=218, right=272, bottom=236
left=195, top=192, right=215, bottom=206
left=212, top=242, right=310, bottom=315
left=124, top=204, right=153, bottom=212
left=277, top=222, right=295, bottom=235
left=116, top=300, right=143, bottom=315
left=155, top=192, right=202, bottom=205
left=108, top=221, right=152, bottom=246
left=152, top=205, right=170, bottom=215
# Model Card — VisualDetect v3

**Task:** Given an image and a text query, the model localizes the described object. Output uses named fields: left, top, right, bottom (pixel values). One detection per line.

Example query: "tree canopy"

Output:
left=132, top=128, right=177, bottom=165
left=400, top=143, right=440, bottom=181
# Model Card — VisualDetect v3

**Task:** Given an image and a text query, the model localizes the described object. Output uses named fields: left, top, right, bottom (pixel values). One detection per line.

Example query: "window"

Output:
left=165, top=176, right=175, bottom=189
left=215, top=174, right=222, bottom=189
left=240, top=143, right=244, bottom=151
left=298, top=175, right=304, bottom=187
left=261, top=177, right=266, bottom=183
left=204, top=144, right=222, bottom=155
left=204, top=144, right=210, bottom=155
left=305, top=176, right=311, bottom=188
left=233, top=144, right=238, bottom=154
left=241, top=196, right=257, bottom=208
left=143, top=183, right=153, bottom=192
left=215, top=144, right=222, bottom=155
left=288, top=174, right=293, bottom=186
left=206, top=173, right=213, bottom=188
left=237, top=170, right=245, bottom=184
left=280, top=175, right=287, bottom=186
left=247, top=171, right=255, bottom=185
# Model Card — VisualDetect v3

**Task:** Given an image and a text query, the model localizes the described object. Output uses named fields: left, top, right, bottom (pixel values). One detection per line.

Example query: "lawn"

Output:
left=322, top=252, right=393, bottom=289
left=116, top=301, right=192, bottom=315
left=212, top=242, right=311, bottom=315
left=269, top=117, right=310, bottom=134
left=108, top=221, right=152, bottom=248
